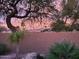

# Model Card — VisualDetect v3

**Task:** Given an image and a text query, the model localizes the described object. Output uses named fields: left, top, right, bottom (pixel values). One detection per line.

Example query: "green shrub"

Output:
left=9, top=31, right=24, bottom=59
left=65, top=26, right=73, bottom=31
left=72, top=23, right=79, bottom=31
left=48, top=42, right=79, bottom=59
left=51, top=20, right=79, bottom=32
left=0, top=44, right=10, bottom=55
left=0, top=27, right=6, bottom=32
left=9, top=31, right=24, bottom=44
left=51, top=20, right=66, bottom=32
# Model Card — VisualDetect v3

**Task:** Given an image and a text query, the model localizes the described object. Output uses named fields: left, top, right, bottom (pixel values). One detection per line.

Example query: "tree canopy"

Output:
left=0, top=0, right=79, bottom=32
left=0, top=0, right=58, bottom=32
left=51, top=0, right=79, bottom=32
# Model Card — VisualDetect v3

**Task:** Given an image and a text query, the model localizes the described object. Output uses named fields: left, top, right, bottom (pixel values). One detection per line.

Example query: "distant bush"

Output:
left=48, top=42, right=79, bottom=59
left=51, top=20, right=79, bottom=32
left=0, top=27, right=7, bottom=32
left=41, top=29, right=51, bottom=32
left=73, top=23, right=79, bottom=31
left=51, top=20, right=66, bottom=32
left=0, top=44, right=10, bottom=55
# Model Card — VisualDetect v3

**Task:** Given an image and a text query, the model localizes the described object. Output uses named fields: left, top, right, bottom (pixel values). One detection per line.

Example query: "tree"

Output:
left=50, top=0, right=79, bottom=32
left=0, top=0, right=57, bottom=32
left=62, top=0, right=79, bottom=25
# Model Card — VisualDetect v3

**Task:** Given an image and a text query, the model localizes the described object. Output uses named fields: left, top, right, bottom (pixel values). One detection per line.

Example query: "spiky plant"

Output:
left=9, top=31, right=24, bottom=59
left=48, top=42, right=79, bottom=59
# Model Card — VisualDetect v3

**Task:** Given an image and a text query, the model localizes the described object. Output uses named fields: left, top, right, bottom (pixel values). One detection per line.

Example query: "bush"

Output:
left=48, top=42, right=79, bottom=59
left=0, top=26, right=7, bottom=32
left=65, top=26, right=73, bottom=31
left=51, top=20, right=66, bottom=32
left=51, top=20, right=79, bottom=32
left=0, top=44, right=10, bottom=55
left=72, top=23, right=79, bottom=31
left=9, top=31, right=24, bottom=44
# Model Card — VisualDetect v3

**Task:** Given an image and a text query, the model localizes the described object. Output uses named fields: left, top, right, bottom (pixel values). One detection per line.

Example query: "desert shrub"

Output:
left=0, top=27, right=7, bottom=32
left=72, top=23, right=79, bottom=31
left=51, top=20, right=66, bottom=32
left=9, top=31, right=24, bottom=59
left=65, top=26, right=73, bottom=31
left=9, top=31, right=24, bottom=44
left=51, top=20, right=79, bottom=32
left=48, top=42, right=79, bottom=59
left=0, top=44, right=10, bottom=55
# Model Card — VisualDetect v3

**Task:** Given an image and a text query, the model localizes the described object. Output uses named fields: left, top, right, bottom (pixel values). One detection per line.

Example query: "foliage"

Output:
left=0, top=0, right=56, bottom=32
left=0, top=0, right=79, bottom=32
left=0, top=44, right=10, bottom=55
left=64, top=26, right=74, bottom=31
left=0, top=26, right=7, bottom=32
left=9, top=31, right=24, bottom=59
left=62, top=0, right=77, bottom=17
left=51, top=20, right=79, bottom=32
left=71, top=23, right=79, bottom=31
left=50, top=0, right=79, bottom=32
left=9, top=31, right=24, bottom=44
left=74, top=23, right=79, bottom=31
left=48, top=42, right=79, bottom=59
left=51, top=20, right=66, bottom=32
left=62, top=0, right=79, bottom=25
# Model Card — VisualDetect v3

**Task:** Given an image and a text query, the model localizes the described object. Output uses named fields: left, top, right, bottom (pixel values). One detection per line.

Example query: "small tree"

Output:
left=9, top=31, right=24, bottom=59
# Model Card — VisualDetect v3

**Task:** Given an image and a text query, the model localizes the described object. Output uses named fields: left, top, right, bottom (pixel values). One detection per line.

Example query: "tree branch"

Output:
left=14, top=3, right=32, bottom=18
left=14, top=0, right=21, bottom=6
left=6, top=16, right=17, bottom=32
left=14, top=10, right=30, bottom=18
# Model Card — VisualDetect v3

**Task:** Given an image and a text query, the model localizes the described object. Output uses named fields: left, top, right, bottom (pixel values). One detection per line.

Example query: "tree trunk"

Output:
left=64, top=17, right=68, bottom=24
left=6, top=16, right=17, bottom=32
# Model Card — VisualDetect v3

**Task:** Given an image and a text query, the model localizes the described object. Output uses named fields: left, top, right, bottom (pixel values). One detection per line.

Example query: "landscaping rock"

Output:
left=22, top=52, right=44, bottom=59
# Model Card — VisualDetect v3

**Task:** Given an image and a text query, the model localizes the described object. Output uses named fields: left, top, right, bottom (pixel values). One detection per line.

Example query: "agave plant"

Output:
left=9, top=31, right=24, bottom=59
left=48, top=42, right=79, bottom=59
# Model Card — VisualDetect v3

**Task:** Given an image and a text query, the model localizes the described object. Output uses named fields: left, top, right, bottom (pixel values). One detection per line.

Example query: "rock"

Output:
left=22, top=52, right=44, bottom=59
left=36, top=54, right=44, bottom=59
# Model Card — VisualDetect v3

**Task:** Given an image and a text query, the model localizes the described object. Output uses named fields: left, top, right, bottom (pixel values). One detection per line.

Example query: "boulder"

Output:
left=22, top=52, right=44, bottom=59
